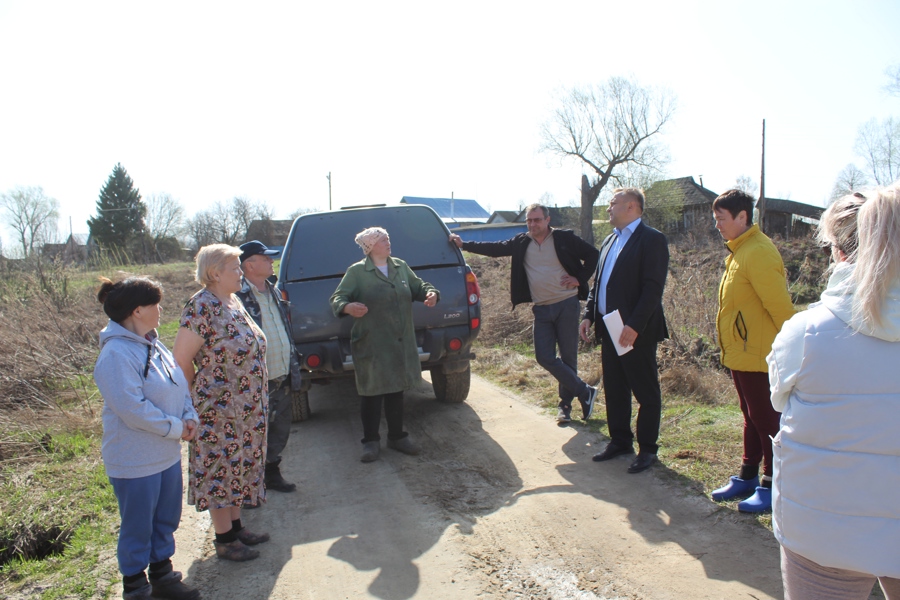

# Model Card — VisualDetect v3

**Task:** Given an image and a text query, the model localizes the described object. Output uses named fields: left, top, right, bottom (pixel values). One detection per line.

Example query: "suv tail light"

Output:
left=466, top=271, right=480, bottom=305
left=448, top=338, right=462, bottom=351
left=306, top=354, right=322, bottom=368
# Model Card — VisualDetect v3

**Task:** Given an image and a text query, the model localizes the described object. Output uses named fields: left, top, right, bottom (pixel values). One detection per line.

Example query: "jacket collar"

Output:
left=724, top=223, right=760, bottom=254
left=819, top=261, right=900, bottom=342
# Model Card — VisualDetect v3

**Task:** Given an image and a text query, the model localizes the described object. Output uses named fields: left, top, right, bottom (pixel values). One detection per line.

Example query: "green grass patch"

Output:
left=157, top=318, right=181, bottom=348
left=0, top=425, right=119, bottom=599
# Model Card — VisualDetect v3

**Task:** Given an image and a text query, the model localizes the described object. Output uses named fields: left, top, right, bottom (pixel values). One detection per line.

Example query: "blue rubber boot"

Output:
left=711, top=476, right=759, bottom=502
left=738, top=486, right=772, bottom=513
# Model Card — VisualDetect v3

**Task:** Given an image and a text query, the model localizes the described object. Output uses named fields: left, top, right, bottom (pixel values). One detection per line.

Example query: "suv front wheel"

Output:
left=431, top=364, right=471, bottom=404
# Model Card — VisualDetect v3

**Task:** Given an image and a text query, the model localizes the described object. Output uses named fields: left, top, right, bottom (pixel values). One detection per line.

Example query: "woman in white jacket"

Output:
left=767, top=187, right=900, bottom=600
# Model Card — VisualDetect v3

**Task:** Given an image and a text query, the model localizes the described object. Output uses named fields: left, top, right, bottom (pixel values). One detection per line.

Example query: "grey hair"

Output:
left=523, top=203, right=549, bottom=218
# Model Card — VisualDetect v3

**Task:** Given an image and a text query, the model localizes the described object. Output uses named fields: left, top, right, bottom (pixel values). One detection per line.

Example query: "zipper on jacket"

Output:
left=734, top=311, right=748, bottom=352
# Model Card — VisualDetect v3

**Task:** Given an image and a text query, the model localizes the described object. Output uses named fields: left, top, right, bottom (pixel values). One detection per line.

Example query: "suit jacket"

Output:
left=583, top=221, right=669, bottom=347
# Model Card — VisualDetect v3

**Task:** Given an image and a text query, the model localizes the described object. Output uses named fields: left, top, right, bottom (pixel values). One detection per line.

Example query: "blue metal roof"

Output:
left=400, top=197, right=490, bottom=220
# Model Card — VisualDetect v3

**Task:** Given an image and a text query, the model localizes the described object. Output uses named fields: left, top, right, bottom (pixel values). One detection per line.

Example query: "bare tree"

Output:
left=0, top=186, right=60, bottom=258
left=186, top=210, right=219, bottom=249
left=288, top=207, right=319, bottom=220
left=830, top=164, right=870, bottom=201
left=186, top=197, right=272, bottom=248
left=885, top=64, right=900, bottom=97
left=145, top=193, right=186, bottom=241
left=855, top=117, right=900, bottom=186
left=540, top=76, right=676, bottom=243
left=734, top=175, right=759, bottom=197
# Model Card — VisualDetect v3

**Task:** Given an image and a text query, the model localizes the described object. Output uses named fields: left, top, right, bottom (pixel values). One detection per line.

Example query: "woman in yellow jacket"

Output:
left=712, top=190, right=795, bottom=513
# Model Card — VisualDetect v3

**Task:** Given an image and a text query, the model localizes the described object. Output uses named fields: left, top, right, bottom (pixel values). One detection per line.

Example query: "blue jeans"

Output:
left=109, top=461, right=183, bottom=577
left=532, top=295, right=588, bottom=408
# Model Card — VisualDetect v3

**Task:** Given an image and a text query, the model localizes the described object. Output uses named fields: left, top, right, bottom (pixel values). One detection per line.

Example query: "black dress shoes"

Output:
left=592, top=443, right=635, bottom=462
left=627, top=452, right=658, bottom=473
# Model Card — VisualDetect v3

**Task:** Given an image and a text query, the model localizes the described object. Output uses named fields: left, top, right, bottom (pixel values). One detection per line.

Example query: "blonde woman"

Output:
left=173, top=244, right=269, bottom=562
left=767, top=188, right=900, bottom=599
left=330, top=227, right=439, bottom=463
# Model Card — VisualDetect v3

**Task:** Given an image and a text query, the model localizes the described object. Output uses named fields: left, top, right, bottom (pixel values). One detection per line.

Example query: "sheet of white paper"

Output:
left=602, top=309, right=633, bottom=356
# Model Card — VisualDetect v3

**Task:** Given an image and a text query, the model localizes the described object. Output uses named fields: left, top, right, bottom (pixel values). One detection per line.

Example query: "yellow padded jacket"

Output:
left=716, top=224, right=795, bottom=373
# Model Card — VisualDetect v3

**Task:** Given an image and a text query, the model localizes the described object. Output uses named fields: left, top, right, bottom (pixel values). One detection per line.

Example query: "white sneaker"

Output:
left=556, top=406, right=572, bottom=423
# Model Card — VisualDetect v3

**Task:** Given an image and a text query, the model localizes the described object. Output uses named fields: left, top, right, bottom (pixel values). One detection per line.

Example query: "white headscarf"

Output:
left=354, top=227, right=388, bottom=255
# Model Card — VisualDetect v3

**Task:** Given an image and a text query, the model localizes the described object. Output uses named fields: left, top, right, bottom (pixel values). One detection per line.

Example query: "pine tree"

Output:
left=88, top=163, right=146, bottom=250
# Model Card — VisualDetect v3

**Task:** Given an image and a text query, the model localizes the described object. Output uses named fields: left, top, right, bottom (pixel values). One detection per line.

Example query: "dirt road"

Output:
left=172, top=374, right=783, bottom=599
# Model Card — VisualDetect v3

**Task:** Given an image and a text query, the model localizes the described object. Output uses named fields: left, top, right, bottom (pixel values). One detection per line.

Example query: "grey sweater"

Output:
left=94, top=320, right=198, bottom=479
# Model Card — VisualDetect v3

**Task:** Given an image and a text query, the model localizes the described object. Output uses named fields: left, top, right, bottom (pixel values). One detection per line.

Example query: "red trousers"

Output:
left=731, top=370, right=781, bottom=477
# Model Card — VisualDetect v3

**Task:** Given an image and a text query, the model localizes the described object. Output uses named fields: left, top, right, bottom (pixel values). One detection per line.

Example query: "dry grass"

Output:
left=466, top=231, right=825, bottom=514
left=0, top=234, right=823, bottom=588
left=0, top=260, right=199, bottom=598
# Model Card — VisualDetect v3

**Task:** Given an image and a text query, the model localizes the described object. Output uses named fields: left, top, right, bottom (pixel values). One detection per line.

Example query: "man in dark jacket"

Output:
left=450, top=203, right=600, bottom=423
left=579, top=188, right=669, bottom=474
left=236, top=240, right=304, bottom=495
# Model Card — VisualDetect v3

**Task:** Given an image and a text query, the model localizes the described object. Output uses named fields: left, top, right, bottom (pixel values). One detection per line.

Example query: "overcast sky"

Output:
left=1, top=0, right=898, bottom=240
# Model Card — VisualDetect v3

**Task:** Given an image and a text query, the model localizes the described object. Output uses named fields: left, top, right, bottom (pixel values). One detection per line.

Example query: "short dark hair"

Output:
left=97, top=276, right=163, bottom=323
left=613, top=187, right=645, bottom=211
left=524, top=203, right=549, bottom=218
left=713, top=189, right=755, bottom=224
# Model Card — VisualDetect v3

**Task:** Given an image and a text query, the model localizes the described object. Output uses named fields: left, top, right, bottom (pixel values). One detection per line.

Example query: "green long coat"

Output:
left=330, top=255, right=439, bottom=396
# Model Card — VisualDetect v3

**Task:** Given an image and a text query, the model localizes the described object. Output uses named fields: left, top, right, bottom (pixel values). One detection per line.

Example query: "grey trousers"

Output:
left=532, top=295, right=588, bottom=406
left=266, top=377, right=293, bottom=464
left=782, top=546, right=900, bottom=600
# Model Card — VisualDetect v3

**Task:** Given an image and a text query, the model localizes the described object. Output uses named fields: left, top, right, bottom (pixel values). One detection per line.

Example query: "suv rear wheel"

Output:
left=291, top=386, right=311, bottom=422
left=432, top=364, right=471, bottom=404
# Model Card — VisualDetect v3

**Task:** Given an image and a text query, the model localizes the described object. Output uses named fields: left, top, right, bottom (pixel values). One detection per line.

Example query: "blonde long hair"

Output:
left=853, top=184, right=900, bottom=328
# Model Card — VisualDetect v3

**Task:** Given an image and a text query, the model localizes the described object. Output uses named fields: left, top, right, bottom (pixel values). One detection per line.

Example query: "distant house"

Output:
left=540, top=207, right=582, bottom=230
left=758, top=198, right=824, bottom=239
left=244, top=219, right=293, bottom=253
left=455, top=205, right=586, bottom=242
left=451, top=222, right=527, bottom=242
left=487, top=210, right=519, bottom=224
left=644, top=176, right=719, bottom=233
left=399, top=196, right=490, bottom=227
left=41, top=233, right=91, bottom=264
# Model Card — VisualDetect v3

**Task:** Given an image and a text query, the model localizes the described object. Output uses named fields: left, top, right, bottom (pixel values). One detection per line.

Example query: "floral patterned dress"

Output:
left=180, top=288, right=268, bottom=511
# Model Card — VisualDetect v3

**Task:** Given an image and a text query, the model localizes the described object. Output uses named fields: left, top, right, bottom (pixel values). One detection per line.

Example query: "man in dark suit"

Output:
left=579, top=188, right=669, bottom=473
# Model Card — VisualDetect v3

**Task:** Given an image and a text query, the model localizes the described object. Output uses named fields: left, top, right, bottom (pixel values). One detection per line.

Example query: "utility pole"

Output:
left=758, top=119, right=766, bottom=234
left=327, top=172, right=332, bottom=210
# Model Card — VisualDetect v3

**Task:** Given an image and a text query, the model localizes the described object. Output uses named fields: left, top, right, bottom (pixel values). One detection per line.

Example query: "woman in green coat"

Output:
left=330, top=227, right=439, bottom=463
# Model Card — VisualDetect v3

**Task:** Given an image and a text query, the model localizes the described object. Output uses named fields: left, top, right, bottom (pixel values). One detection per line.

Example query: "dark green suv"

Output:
left=277, top=204, right=482, bottom=420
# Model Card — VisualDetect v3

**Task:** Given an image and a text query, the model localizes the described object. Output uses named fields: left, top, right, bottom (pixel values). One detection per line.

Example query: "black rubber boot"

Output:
left=264, top=459, right=297, bottom=493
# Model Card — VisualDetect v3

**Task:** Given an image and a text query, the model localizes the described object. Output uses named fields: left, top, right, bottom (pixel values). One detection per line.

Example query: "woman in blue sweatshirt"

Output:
left=94, top=277, right=200, bottom=600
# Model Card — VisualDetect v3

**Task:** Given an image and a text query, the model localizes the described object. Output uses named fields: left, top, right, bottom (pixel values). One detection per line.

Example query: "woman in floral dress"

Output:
left=173, top=244, right=270, bottom=562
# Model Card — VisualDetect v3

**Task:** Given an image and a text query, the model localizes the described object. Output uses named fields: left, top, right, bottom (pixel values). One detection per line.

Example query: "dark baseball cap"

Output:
left=239, top=240, right=280, bottom=263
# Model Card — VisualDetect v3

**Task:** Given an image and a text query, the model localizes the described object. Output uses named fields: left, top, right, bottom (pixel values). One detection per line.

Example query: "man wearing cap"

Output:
left=236, top=240, right=303, bottom=495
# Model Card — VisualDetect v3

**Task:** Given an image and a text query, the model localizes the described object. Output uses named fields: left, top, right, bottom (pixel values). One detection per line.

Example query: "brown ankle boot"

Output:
left=214, top=539, right=259, bottom=561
